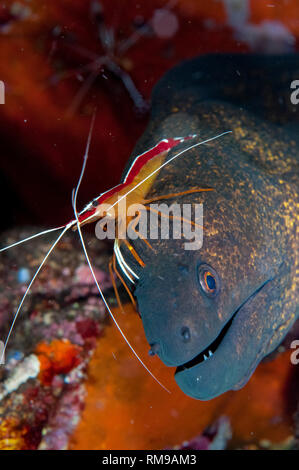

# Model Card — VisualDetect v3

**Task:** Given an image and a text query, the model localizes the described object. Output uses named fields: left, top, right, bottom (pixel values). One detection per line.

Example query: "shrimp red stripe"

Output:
left=76, top=135, right=196, bottom=224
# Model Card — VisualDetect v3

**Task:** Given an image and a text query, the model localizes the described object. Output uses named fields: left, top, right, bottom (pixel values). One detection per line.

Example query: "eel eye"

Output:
left=198, top=264, right=220, bottom=297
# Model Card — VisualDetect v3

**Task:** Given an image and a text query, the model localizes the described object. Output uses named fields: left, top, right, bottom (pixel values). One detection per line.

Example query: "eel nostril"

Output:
left=180, top=326, right=191, bottom=343
left=149, top=343, right=160, bottom=356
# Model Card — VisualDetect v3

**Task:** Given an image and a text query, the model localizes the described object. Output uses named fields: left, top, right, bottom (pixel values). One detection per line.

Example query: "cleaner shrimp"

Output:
left=0, top=111, right=231, bottom=392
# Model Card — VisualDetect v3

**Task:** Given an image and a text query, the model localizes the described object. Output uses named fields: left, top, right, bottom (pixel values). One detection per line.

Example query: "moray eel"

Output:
left=117, top=54, right=299, bottom=400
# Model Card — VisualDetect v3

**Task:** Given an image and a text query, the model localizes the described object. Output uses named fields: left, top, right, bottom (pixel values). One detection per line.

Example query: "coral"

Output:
left=36, top=339, right=81, bottom=386
left=178, top=416, right=232, bottom=450
left=0, top=417, right=27, bottom=450
left=0, top=228, right=112, bottom=450
left=38, top=384, right=86, bottom=450
left=0, top=354, right=40, bottom=401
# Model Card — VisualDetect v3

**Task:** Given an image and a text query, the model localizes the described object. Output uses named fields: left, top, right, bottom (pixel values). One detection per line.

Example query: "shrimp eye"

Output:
left=198, top=264, right=220, bottom=297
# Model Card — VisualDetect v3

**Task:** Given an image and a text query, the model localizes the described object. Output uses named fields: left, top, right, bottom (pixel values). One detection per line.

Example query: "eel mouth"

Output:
left=176, top=279, right=270, bottom=374
left=176, top=311, right=235, bottom=373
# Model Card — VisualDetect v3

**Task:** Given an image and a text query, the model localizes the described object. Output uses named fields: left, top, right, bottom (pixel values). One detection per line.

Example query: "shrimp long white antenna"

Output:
left=0, top=221, right=75, bottom=364
left=0, top=114, right=98, bottom=364
left=71, top=198, right=170, bottom=393
left=0, top=225, right=66, bottom=253
left=71, top=125, right=170, bottom=394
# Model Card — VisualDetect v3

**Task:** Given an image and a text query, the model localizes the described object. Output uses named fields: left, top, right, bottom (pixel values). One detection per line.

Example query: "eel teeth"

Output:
left=203, top=354, right=208, bottom=361
left=208, top=350, right=213, bottom=357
